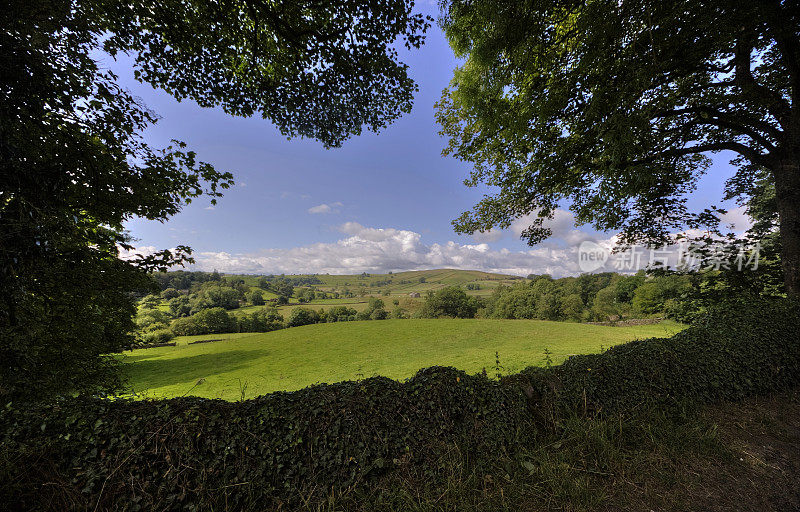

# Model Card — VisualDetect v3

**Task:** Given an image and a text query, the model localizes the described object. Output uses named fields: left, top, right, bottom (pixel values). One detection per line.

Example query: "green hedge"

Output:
left=526, top=298, right=800, bottom=413
left=1, top=299, right=798, bottom=510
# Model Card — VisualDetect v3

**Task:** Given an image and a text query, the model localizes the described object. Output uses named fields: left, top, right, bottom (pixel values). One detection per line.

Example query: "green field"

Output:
left=120, top=319, right=684, bottom=401
left=213, top=268, right=528, bottom=318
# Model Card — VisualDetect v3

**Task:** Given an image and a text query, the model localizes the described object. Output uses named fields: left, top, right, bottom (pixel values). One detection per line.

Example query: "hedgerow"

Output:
left=1, top=299, right=798, bottom=510
left=520, top=298, right=800, bottom=414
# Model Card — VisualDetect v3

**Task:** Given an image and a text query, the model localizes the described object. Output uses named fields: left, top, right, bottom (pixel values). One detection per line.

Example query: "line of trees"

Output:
left=484, top=273, right=689, bottom=322
left=137, top=297, right=399, bottom=341
left=409, top=273, right=700, bottom=322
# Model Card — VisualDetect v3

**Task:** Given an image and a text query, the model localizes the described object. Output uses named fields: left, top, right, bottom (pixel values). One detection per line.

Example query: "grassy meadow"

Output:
left=119, top=318, right=684, bottom=400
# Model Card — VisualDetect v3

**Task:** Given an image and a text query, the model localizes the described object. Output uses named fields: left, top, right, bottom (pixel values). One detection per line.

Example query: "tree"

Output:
left=325, top=306, right=357, bottom=322
left=248, top=290, right=265, bottom=306
left=140, top=294, right=162, bottom=310
left=535, top=294, right=560, bottom=321
left=287, top=308, right=320, bottom=328
left=2, top=0, right=429, bottom=401
left=437, top=1, right=800, bottom=295
left=370, top=308, right=389, bottom=320
left=421, top=286, right=482, bottom=318
left=592, top=287, right=621, bottom=322
left=191, top=307, right=238, bottom=334
left=559, top=294, right=585, bottom=321
left=135, top=308, right=171, bottom=332
left=238, top=308, right=284, bottom=332
left=160, top=287, right=180, bottom=300
left=368, top=298, right=386, bottom=311
left=168, top=295, right=192, bottom=318
left=171, top=316, right=203, bottom=337
left=632, top=276, right=690, bottom=316
left=190, top=285, right=242, bottom=312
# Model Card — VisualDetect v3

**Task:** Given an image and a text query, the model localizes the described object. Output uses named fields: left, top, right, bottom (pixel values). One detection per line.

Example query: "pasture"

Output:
left=120, top=319, right=684, bottom=400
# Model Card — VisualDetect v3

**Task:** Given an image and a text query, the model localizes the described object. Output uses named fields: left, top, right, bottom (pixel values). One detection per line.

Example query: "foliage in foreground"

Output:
left=1, top=299, right=798, bottom=510
left=437, top=0, right=800, bottom=295
left=1, top=0, right=431, bottom=403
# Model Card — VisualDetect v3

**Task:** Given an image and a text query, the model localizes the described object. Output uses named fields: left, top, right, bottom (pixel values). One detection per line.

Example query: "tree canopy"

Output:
left=436, top=0, right=800, bottom=294
left=0, top=0, right=430, bottom=400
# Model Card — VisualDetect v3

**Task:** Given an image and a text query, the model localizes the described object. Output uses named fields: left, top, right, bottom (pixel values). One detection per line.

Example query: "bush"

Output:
left=2, top=299, right=798, bottom=510
left=140, top=329, right=175, bottom=345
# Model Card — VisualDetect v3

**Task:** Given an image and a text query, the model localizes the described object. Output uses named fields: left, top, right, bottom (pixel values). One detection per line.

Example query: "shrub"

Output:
left=521, top=298, right=800, bottom=413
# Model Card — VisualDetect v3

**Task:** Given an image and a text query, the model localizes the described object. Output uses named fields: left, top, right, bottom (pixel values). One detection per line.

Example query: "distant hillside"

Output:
left=223, top=269, right=524, bottom=296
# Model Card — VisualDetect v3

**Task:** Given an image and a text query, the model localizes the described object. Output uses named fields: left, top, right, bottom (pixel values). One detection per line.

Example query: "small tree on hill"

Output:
left=421, top=287, right=483, bottom=318
left=248, top=290, right=265, bottom=306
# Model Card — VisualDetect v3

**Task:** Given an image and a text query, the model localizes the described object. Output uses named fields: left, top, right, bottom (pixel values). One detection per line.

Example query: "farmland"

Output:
left=120, top=318, right=684, bottom=400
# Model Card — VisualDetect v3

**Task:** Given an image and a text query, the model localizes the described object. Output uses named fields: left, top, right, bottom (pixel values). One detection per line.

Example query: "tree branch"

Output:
left=626, top=141, right=772, bottom=169
left=653, top=106, right=782, bottom=150
left=734, top=37, right=791, bottom=129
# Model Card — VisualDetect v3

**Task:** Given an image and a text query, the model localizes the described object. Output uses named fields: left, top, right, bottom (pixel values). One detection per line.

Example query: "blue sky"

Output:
left=119, top=4, right=748, bottom=277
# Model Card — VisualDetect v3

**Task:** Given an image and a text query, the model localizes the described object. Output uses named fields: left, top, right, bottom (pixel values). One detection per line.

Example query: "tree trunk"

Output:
left=774, top=161, right=800, bottom=297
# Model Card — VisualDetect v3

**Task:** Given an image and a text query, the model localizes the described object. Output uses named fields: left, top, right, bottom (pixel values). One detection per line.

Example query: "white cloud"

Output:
left=472, top=208, right=598, bottom=246
left=118, top=245, right=160, bottom=260
left=151, top=221, right=593, bottom=277
left=720, top=205, right=753, bottom=234
left=308, top=202, right=343, bottom=214
left=123, top=209, right=757, bottom=277
left=204, top=205, right=215, bottom=211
